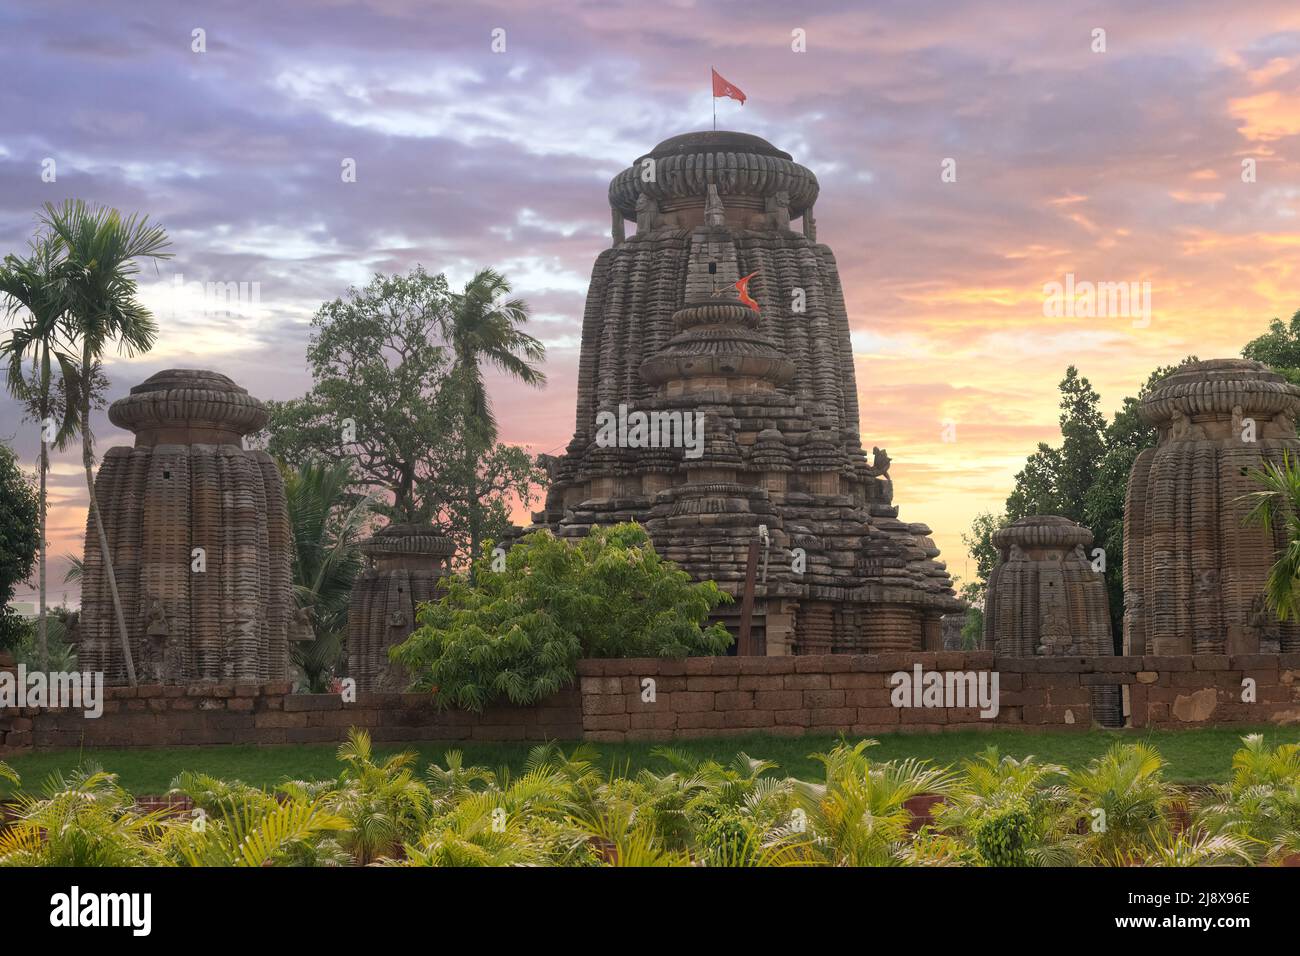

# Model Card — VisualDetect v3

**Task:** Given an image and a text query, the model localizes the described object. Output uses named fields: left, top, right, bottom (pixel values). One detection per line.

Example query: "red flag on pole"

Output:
left=711, top=68, right=746, bottom=104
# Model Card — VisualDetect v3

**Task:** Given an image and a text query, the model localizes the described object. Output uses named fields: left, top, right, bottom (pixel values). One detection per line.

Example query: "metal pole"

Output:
left=737, top=539, right=759, bottom=655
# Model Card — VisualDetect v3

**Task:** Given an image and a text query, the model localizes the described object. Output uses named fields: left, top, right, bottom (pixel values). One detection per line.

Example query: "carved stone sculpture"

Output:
left=611, top=208, right=625, bottom=247
left=78, top=369, right=297, bottom=684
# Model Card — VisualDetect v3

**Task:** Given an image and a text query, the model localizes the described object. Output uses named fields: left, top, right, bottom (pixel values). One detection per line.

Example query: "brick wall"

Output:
left=3, top=651, right=1298, bottom=755
left=0, top=679, right=581, bottom=756
left=577, top=651, right=1300, bottom=742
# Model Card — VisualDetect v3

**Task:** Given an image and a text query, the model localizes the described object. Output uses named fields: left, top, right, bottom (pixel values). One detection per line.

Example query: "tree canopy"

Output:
left=1242, top=308, right=1300, bottom=385
left=260, top=266, right=546, bottom=560
left=0, top=444, right=39, bottom=650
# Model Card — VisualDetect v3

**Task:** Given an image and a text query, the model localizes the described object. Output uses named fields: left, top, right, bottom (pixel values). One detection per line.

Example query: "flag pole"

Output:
left=711, top=66, right=716, bottom=130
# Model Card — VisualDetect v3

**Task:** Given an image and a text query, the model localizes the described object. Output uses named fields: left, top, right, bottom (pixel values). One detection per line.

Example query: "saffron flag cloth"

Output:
left=712, top=68, right=746, bottom=104
left=735, top=271, right=760, bottom=311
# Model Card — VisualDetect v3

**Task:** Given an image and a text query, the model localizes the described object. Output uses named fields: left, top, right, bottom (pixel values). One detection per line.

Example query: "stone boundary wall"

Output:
left=0, top=680, right=581, bottom=756
left=2, top=652, right=1298, bottom=755
left=576, top=652, right=1300, bottom=742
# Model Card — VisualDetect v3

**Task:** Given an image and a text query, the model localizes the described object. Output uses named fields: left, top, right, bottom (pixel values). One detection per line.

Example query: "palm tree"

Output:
left=1241, top=450, right=1300, bottom=620
left=283, top=460, right=373, bottom=691
left=0, top=232, right=80, bottom=670
left=1195, top=734, right=1300, bottom=863
left=319, top=729, right=432, bottom=865
left=1067, top=742, right=1178, bottom=865
left=39, top=200, right=172, bottom=685
left=0, top=767, right=175, bottom=867
left=443, top=268, right=546, bottom=438
left=781, top=739, right=958, bottom=866
left=442, top=269, right=546, bottom=561
left=934, top=748, right=1075, bottom=866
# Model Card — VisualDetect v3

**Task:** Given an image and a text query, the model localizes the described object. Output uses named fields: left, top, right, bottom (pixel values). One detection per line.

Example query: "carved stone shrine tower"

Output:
left=78, top=369, right=306, bottom=684
left=1123, top=359, right=1300, bottom=656
left=347, top=524, right=455, bottom=691
left=985, top=515, right=1121, bottom=725
left=530, top=131, right=963, bottom=653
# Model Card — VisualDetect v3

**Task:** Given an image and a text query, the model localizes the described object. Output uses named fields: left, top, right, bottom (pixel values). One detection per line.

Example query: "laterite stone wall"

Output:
left=2, top=651, right=1297, bottom=755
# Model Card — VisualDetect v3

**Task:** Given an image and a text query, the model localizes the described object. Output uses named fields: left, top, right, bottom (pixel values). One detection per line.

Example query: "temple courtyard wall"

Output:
left=2, top=651, right=1298, bottom=755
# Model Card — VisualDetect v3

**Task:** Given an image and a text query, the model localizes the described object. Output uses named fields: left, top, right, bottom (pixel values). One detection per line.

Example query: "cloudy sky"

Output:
left=2, top=0, right=1299, bottom=604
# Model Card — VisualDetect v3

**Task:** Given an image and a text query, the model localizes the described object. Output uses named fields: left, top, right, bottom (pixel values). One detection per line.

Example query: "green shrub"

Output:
left=974, top=805, right=1033, bottom=866
left=391, top=523, right=733, bottom=711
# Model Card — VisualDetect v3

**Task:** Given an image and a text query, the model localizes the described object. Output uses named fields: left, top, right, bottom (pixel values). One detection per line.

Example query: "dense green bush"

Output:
left=391, top=523, right=733, bottom=711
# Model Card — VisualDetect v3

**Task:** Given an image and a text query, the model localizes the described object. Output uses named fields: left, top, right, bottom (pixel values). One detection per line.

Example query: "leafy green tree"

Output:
left=959, top=511, right=1005, bottom=604
left=1001, top=367, right=1105, bottom=523
left=958, top=511, right=1003, bottom=648
left=0, top=444, right=39, bottom=651
left=1055, top=367, right=1107, bottom=518
left=392, top=523, right=733, bottom=710
left=283, top=461, right=374, bottom=691
left=264, top=268, right=456, bottom=519
left=0, top=232, right=81, bottom=668
left=261, top=267, right=547, bottom=562
left=1242, top=309, right=1300, bottom=385
left=40, top=200, right=171, bottom=685
left=420, top=406, right=546, bottom=565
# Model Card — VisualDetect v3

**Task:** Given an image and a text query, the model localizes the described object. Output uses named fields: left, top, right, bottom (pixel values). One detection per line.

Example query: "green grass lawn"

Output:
left=5, top=725, right=1298, bottom=795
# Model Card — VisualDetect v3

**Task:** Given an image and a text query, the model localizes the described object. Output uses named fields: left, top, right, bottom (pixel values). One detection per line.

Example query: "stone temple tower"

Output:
left=985, top=516, right=1120, bottom=725
left=79, top=369, right=304, bottom=684
left=531, top=131, right=963, bottom=653
left=347, top=524, right=455, bottom=691
left=1124, top=359, right=1300, bottom=656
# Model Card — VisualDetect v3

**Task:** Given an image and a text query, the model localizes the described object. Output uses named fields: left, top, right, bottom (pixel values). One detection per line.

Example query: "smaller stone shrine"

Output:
left=985, top=515, right=1120, bottom=725
left=1123, top=358, right=1300, bottom=656
left=347, top=524, right=455, bottom=691
left=78, top=369, right=308, bottom=684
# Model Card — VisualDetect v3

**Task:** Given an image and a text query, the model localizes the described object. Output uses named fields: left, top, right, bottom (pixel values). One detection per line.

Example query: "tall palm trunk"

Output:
left=37, top=348, right=49, bottom=671
left=81, top=342, right=136, bottom=684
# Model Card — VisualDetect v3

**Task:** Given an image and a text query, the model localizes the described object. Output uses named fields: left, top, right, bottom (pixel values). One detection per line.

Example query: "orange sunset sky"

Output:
left=2, top=0, right=1299, bottom=604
